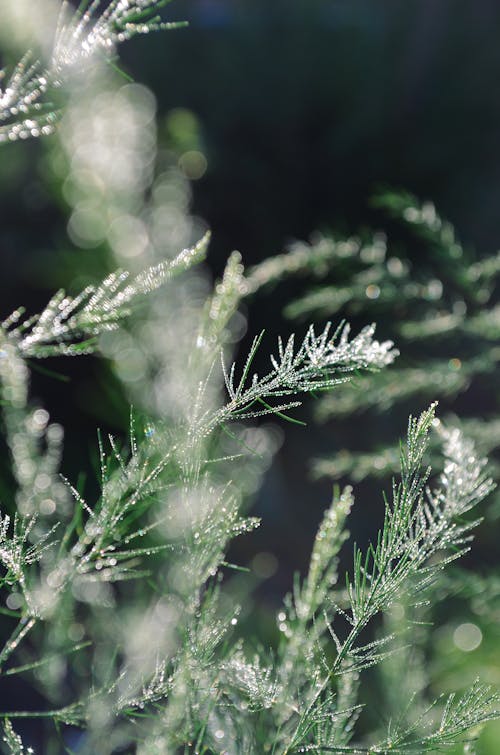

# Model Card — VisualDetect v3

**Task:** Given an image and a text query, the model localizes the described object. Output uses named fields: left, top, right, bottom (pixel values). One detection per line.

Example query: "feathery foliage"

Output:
left=0, top=0, right=185, bottom=143
left=1, top=232, right=210, bottom=358
left=0, top=2, right=498, bottom=753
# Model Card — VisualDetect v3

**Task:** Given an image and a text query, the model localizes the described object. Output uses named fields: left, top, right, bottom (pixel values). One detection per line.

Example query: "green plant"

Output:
left=248, top=192, right=500, bottom=482
left=0, top=3, right=498, bottom=753
left=247, top=189, right=500, bottom=752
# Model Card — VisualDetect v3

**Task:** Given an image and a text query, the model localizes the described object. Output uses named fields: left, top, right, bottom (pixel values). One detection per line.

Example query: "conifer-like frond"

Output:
left=313, top=415, right=500, bottom=481
left=337, top=407, right=492, bottom=643
left=273, top=407, right=495, bottom=753
left=2, top=720, right=29, bottom=755
left=370, top=681, right=499, bottom=753
left=312, top=350, right=498, bottom=419
left=0, top=513, right=55, bottom=591
left=215, top=322, right=397, bottom=426
left=53, top=0, right=185, bottom=68
left=245, top=234, right=384, bottom=294
left=199, top=250, right=247, bottom=350
left=1, top=233, right=209, bottom=358
left=0, top=52, right=58, bottom=143
left=0, top=0, right=185, bottom=143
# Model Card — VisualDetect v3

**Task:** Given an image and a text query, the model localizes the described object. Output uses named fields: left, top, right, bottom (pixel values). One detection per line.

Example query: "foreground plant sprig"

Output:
left=215, top=321, right=397, bottom=427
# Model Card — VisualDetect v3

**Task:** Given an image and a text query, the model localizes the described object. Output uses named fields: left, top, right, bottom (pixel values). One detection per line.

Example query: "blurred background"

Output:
left=1, top=0, right=500, bottom=750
